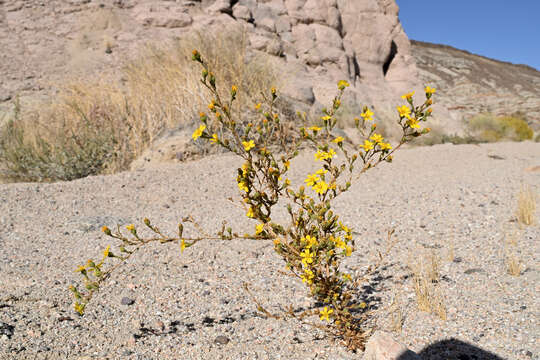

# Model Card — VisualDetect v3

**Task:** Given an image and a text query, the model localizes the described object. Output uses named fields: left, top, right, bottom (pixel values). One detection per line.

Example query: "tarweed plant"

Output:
left=70, top=51, right=436, bottom=350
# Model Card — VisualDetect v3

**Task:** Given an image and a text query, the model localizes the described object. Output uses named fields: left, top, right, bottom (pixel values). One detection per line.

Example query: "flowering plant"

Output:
left=70, top=50, right=435, bottom=350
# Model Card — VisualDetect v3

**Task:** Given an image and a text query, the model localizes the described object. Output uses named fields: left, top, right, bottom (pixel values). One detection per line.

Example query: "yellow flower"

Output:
left=425, top=86, right=436, bottom=94
left=345, top=245, right=352, bottom=256
left=309, top=126, right=322, bottom=132
left=255, top=223, right=264, bottom=235
left=332, top=136, right=344, bottom=144
left=241, top=162, right=249, bottom=175
left=301, top=269, right=315, bottom=284
left=273, top=238, right=281, bottom=246
left=246, top=207, right=255, bottom=218
left=315, top=169, right=328, bottom=176
left=242, top=140, right=255, bottom=151
left=397, top=105, right=411, bottom=118
left=342, top=273, right=352, bottom=282
left=271, top=87, right=277, bottom=95
left=320, top=306, right=333, bottom=321
left=303, top=235, right=318, bottom=249
left=208, top=102, right=215, bottom=111
left=283, top=160, right=290, bottom=170
left=339, top=221, right=350, bottom=234
left=313, top=181, right=329, bottom=195
left=401, top=91, right=415, bottom=100
left=285, top=178, right=291, bottom=186
left=103, top=245, right=111, bottom=258
left=361, top=108, right=374, bottom=121
left=126, top=224, right=135, bottom=232
left=101, top=226, right=111, bottom=235
left=314, top=149, right=335, bottom=161
left=75, top=265, right=86, bottom=273
left=300, top=248, right=314, bottom=266
left=370, top=133, right=383, bottom=143
left=407, top=118, right=420, bottom=129
left=255, top=103, right=261, bottom=110
left=237, top=181, right=249, bottom=192
left=321, top=115, right=332, bottom=121
left=337, top=80, right=350, bottom=90
left=304, top=174, right=320, bottom=187
left=180, top=239, right=186, bottom=253
left=192, top=124, right=206, bottom=140
left=231, top=85, right=238, bottom=93
left=360, top=140, right=374, bottom=152
left=210, top=133, right=219, bottom=144
left=379, top=142, right=392, bottom=151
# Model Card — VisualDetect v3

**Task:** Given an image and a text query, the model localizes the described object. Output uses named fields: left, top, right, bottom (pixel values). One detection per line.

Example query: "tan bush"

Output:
left=0, top=25, right=278, bottom=182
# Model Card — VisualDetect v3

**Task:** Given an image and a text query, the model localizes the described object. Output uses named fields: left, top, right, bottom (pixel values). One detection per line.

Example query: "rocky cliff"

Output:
left=1, top=0, right=538, bottom=137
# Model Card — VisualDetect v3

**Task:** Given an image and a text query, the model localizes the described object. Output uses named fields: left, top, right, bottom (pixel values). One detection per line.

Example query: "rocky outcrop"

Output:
left=0, top=0, right=419, bottom=131
left=411, top=40, right=540, bottom=132
left=1, top=0, right=538, bottom=140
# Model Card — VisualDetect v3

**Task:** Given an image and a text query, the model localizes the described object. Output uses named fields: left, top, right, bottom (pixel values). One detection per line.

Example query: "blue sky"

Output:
left=396, top=1, right=540, bottom=71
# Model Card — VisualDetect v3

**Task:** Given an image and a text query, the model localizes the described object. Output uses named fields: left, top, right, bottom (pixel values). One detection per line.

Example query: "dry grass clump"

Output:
left=0, top=25, right=278, bottom=182
left=502, top=227, right=523, bottom=277
left=516, top=184, right=537, bottom=226
left=409, top=250, right=447, bottom=320
left=387, top=289, right=405, bottom=333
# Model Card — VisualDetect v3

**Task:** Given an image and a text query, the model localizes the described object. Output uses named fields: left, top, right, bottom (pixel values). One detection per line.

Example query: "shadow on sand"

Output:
left=399, top=338, right=507, bottom=360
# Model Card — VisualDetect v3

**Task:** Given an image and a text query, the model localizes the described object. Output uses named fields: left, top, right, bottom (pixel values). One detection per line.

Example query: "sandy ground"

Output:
left=0, top=142, right=538, bottom=359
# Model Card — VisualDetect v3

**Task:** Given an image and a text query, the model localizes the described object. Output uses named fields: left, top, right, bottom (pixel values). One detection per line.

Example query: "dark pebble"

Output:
left=525, top=351, right=533, bottom=357
left=453, top=257, right=463, bottom=263
left=214, top=335, right=230, bottom=345
left=121, top=297, right=135, bottom=306
left=464, top=268, right=485, bottom=275
left=0, top=322, right=14, bottom=338
left=202, top=316, right=214, bottom=326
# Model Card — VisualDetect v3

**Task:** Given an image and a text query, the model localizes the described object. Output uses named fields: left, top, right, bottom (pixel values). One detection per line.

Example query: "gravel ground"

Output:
left=0, top=142, right=538, bottom=360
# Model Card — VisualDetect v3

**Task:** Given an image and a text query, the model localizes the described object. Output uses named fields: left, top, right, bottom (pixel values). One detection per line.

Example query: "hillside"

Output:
left=411, top=40, right=540, bottom=132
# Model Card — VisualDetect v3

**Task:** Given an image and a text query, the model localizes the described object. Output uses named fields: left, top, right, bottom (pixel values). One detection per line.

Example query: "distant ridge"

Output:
left=411, top=40, right=539, bottom=73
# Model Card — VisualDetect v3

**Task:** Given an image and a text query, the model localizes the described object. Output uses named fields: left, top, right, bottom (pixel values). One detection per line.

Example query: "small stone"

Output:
left=214, top=335, right=230, bottom=345
left=121, top=297, right=135, bottom=305
left=464, top=268, right=485, bottom=275
left=363, top=330, right=420, bottom=360
left=0, top=322, right=14, bottom=339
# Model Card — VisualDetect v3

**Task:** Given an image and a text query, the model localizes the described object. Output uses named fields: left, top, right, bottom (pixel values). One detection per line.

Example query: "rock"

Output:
left=207, top=0, right=231, bottom=14
left=214, top=335, right=230, bottom=345
left=232, top=4, right=251, bottom=20
left=121, top=297, right=135, bottom=306
left=363, top=331, right=420, bottom=360
left=0, top=322, right=14, bottom=339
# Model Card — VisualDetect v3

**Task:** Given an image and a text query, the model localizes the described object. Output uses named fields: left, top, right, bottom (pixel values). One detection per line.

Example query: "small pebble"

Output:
left=121, top=297, right=135, bottom=306
left=214, top=335, right=230, bottom=345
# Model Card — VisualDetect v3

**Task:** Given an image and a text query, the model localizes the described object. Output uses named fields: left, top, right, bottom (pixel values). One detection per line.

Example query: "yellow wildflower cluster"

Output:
left=71, top=51, right=436, bottom=352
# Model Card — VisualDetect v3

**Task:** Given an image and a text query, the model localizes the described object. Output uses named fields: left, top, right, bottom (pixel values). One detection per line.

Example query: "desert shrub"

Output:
left=70, top=52, right=436, bottom=350
left=0, top=98, right=123, bottom=182
left=468, top=113, right=533, bottom=142
left=0, top=25, right=278, bottom=182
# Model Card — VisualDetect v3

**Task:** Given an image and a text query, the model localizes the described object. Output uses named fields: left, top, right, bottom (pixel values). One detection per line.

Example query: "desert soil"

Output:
left=0, top=142, right=538, bottom=359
